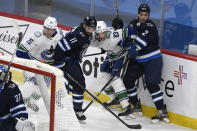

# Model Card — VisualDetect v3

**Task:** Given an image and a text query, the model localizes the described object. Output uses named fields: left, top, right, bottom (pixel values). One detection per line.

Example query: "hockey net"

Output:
left=0, top=56, right=81, bottom=131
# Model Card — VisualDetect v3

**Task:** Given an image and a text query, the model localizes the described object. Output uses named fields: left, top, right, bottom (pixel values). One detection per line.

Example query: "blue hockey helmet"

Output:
left=138, top=3, right=150, bottom=14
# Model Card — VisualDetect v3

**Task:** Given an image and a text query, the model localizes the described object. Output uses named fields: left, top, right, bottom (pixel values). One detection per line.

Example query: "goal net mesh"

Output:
left=0, top=56, right=81, bottom=131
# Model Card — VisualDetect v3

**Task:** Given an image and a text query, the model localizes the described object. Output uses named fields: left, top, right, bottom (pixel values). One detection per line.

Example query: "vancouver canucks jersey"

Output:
left=16, top=30, right=62, bottom=64
left=91, top=27, right=127, bottom=60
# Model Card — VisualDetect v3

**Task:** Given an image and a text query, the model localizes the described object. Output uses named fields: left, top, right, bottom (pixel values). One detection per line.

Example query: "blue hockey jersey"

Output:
left=53, top=24, right=92, bottom=67
left=0, top=81, right=28, bottom=123
left=129, top=19, right=161, bottom=63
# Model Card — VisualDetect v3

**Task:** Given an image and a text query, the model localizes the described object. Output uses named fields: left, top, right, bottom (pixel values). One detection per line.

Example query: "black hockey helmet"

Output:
left=84, top=16, right=97, bottom=28
left=112, top=17, right=124, bottom=30
left=138, top=3, right=150, bottom=14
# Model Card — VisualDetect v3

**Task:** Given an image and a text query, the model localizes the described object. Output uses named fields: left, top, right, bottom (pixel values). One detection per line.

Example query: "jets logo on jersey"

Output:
left=113, top=32, right=119, bottom=38
left=8, top=83, right=16, bottom=89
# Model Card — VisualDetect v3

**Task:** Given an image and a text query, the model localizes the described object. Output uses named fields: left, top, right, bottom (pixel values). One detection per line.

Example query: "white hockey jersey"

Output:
left=91, top=27, right=127, bottom=60
left=17, top=29, right=63, bottom=64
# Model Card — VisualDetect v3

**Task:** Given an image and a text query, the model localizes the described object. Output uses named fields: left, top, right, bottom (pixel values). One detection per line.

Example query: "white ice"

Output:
left=81, top=101, right=195, bottom=131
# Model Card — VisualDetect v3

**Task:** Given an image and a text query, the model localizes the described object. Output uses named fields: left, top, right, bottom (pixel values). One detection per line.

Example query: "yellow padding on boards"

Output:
left=84, top=92, right=110, bottom=102
left=141, top=105, right=197, bottom=130
left=84, top=93, right=197, bottom=130
left=10, top=69, right=25, bottom=83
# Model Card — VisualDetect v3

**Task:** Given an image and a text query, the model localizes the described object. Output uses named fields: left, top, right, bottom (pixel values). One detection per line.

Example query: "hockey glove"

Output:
left=101, top=48, right=106, bottom=54
left=112, top=17, right=124, bottom=30
left=15, top=117, right=35, bottom=131
left=127, top=43, right=138, bottom=59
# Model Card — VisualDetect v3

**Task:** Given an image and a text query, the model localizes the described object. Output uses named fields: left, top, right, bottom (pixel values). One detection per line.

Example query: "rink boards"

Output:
left=0, top=12, right=197, bottom=130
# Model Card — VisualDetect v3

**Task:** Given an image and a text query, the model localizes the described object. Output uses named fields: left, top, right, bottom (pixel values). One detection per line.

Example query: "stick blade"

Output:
left=127, top=124, right=142, bottom=129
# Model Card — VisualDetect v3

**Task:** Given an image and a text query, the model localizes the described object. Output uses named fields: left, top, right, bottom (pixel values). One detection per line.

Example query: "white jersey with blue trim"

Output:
left=91, top=27, right=126, bottom=60
left=18, top=30, right=62, bottom=63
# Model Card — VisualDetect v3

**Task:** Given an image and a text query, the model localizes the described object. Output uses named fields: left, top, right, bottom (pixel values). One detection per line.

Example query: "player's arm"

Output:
left=53, top=31, right=81, bottom=68
left=8, top=82, right=35, bottom=131
left=122, top=27, right=147, bottom=58
left=8, top=82, right=28, bottom=119
left=16, top=31, right=41, bottom=59
left=139, top=23, right=159, bottom=45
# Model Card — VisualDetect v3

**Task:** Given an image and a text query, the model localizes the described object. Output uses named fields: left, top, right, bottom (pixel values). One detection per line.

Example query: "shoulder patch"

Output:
left=113, top=32, right=119, bottom=38
left=8, top=83, right=17, bottom=89
left=146, top=23, right=154, bottom=27
left=34, top=31, right=42, bottom=38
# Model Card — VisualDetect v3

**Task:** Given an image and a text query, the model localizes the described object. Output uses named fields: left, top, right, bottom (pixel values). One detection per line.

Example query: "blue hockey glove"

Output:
left=127, top=43, right=138, bottom=59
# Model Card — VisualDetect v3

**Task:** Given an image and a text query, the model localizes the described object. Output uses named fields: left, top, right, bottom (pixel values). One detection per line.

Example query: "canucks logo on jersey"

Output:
left=40, top=46, right=55, bottom=63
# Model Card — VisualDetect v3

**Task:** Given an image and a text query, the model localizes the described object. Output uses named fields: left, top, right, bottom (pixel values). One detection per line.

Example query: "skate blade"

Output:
left=152, top=118, right=170, bottom=124
left=120, top=114, right=135, bottom=120
left=133, top=112, right=143, bottom=116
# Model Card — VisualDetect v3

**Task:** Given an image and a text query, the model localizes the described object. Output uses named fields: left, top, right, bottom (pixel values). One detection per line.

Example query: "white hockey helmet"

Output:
left=95, top=21, right=107, bottom=33
left=44, top=16, right=57, bottom=29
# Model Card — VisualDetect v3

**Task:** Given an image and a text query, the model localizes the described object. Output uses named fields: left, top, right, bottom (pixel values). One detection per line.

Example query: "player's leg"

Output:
left=100, top=58, right=118, bottom=106
left=109, top=56, right=134, bottom=117
left=143, top=57, right=169, bottom=123
left=63, top=61, right=86, bottom=121
left=123, top=59, right=143, bottom=115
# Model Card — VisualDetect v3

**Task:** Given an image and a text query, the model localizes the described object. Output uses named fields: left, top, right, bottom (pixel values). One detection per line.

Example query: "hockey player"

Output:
left=91, top=21, right=147, bottom=117
left=16, top=16, right=63, bottom=64
left=53, top=16, right=97, bottom=120
left=124, top=3, right=170, bottom=123
left=0, top=65, right=35, bottom=131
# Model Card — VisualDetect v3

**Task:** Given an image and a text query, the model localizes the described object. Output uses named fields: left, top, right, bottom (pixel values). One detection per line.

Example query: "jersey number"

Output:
left=15, top=93, right=21, bottom=102
left=142, top=30, right=149, bottom=36
left=113, top=32, right=119, bottom=38
left=26, top=38, right=33, bottom=45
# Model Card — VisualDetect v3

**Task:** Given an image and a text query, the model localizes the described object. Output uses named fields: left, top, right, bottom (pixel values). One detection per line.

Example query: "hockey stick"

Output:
left=65, top=72, right=142, bottom=129
left=83, top=56, right=130, bottom=113
left=114, top=0, right=119, bottom=17
left=2, top=21, right=23, bottom=82
left=83, top=52, right=104, bottom=57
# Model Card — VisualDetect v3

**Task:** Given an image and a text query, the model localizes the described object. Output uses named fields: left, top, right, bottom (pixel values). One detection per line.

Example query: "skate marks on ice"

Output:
left=81, top=101, right=194, bottom=131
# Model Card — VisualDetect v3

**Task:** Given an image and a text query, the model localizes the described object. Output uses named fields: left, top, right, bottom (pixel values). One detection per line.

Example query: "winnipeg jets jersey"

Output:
left=0, top=81, right=28, bottom=123
left=91, top=27, right=127, bottom=60
left=16, top=30, right=63, bottom=64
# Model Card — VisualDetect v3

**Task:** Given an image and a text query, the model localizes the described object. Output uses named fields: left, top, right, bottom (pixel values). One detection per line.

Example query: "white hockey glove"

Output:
left=130, top=35, right=137, bottom=40
left=15, top=118, right=35, bottom=131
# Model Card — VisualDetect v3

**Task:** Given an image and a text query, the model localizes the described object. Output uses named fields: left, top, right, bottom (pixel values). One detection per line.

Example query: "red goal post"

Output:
left=0, top=56, right=81, bottom=131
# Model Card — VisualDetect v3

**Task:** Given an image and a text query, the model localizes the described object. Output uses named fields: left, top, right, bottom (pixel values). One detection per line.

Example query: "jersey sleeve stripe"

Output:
left=0, top=113, right=11, bottom=120
left=10, top=104, right=26, bottom=112
left=63, top=39, right=71, bottom=50
left=58, top=41, right=66, bottom=51
left=136, top=36, right=147, bottom=47
left=11, top=110, right=28, bottom=117
left=54, top=62, right=65, bottom=68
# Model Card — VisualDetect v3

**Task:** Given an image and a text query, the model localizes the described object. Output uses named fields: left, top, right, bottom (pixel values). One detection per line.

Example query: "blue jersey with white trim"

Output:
left=129, top=19, right=161, bottom=63
left=0, top=81, right=28, bottom=123
left=54, top=24, right=92, bottom=67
